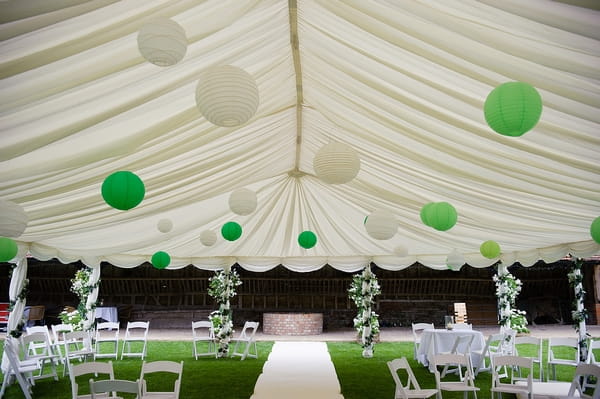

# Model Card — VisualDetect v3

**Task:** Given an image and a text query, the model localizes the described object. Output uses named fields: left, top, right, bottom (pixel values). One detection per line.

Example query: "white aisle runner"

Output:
left=250, top=341, right=345, bottom=399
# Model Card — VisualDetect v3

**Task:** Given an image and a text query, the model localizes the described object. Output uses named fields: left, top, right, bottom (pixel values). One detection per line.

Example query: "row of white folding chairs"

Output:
left=72, top=359, right=183, bottom=399
left=192, top=320, right=259, bottom=360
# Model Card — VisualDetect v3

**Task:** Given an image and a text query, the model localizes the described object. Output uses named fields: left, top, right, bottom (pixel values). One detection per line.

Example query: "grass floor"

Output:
left=0, top=339, right=579, bottom=399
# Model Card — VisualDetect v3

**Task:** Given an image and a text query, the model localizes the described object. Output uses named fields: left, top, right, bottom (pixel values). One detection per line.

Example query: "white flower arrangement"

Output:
left=493, top=265, right=529, bottom=334
left=349, top=265, right=381, bottom=357
left=63, top=267, right=97, bottom=331
left=208, top=268, right=242, bottom=357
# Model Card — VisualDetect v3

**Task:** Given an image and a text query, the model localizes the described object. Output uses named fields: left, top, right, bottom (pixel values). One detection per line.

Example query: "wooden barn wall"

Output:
left=0, top=259, right=596, bottom=329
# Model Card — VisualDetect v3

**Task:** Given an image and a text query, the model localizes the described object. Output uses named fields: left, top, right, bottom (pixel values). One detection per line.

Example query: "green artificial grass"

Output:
left=0, top=338, right=582, bottom=398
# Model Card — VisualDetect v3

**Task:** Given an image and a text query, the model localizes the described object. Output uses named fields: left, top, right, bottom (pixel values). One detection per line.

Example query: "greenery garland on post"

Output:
left=208, top=267, right=242, bottom=358
left=349, top=265, right=381, bottom=358
left=568, top=257, right=588, bottom=362
left=60, top=267, right=98, bottom=331
left=8, top=263, right=28, bottom=338
left=493, top=262, right=529, bottom=334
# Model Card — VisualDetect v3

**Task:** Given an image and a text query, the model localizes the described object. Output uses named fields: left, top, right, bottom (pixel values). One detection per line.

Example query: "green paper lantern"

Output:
left=480, top=240, right=501, bottom=259
left=591, top=217, right=600, bottom=244
left=423, top=202, right=457, bottom=231
left=101, top=171, right=145, bottom=211
left=0, top=237, right=18, bottom=262
left=298, top=231, right=317, bottom=249
left=221, top=221, right=242, bottom=241
left=151, top=251, right=170, bottom=269
left=484, top=82, right=542, bottom=137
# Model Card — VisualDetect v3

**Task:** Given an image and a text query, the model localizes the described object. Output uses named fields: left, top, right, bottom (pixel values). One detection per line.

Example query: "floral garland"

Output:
left=568, top=257, right=588, bottom=361
left=208, top=268, right=242, bottom=357
left=349, top=265, right=381, bottom=358
left=493, top=263, right=529, bottom=334
left=60, top=267, right=98, bottom=331
left=8, top=263, right=28, bottom=338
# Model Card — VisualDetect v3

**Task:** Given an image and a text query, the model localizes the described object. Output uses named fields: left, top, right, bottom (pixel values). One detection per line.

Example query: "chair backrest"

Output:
left=569, top=363, right=600, bottom=399
left=70, top=361, right=114, bottom=399
left=140, top=360, right=183, bottom=398
left=239, top=321, right=259, bottom=340
left=588, top=339, right=600, bottom=364
left=52, top=323, right=74, bottom=343
left=492, top=355, right=533, bottom=386
left=125, top=321, right=149, bottom=339
left=21, top=332, right=53, bottom=359
left=433, top=352, right=475, bottom=383
left=412, top=323, right=434, bottom=340
left=548, top=337, right=580, bottom=361
left=192, top=320, right=214, bottom=338
left=450, top=334, right=475, bottom=355
left=64, top=330, right=93, bottom=355
left=89, top=378, right=141, bottom=398
left=514, top=335, right=542, bottom=359
left=387, top=357, right=423, bottom=397
left=97, top=322, right=120, bottom=332
left=96, top=322, right=119, bottom=339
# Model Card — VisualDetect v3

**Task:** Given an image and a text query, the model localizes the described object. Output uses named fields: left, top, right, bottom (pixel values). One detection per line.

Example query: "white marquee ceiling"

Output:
left=1, top=0, right=599, bottom=272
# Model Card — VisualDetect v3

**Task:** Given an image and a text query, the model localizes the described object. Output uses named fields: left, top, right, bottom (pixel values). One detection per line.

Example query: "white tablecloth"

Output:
left=417, top=328, right=486, bottom=370
left=94, top=307, right=118, bottom=323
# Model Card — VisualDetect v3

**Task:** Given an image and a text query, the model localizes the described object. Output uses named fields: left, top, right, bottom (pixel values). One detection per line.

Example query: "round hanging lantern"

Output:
left=480, top=240, right=501, bottom=259
left=365, top=209, right=397, bottom=240
left=446, top=249, right=465, bottom=271
left=423, top=202, right=457, bottom=231
left=313, top=142, right=361, bottom=185
left=137, top=17, right=187, bottom=67
left=591, top=217, right=600, bottom=244
left=298, top=231, right=317, bottom=249
left=229, top=188, right=257, bottom=216
left=221, top=221, right=242, bottom=241
left=157, top=218, right=173, bottom=233
left=195, top=65, right=259, bottom=127
left=151, top=251, right=170, bottom=269
left=0, top=237, right=18, bottom=262
left=101, top=171, right=145, bottom=211
left=200, top=230, right=217, bottom=246
left=0, top=199, right=28, bottom=238
left=393, top=245, right=408, bottom=257
left=484, top=82, right=543, bottom=137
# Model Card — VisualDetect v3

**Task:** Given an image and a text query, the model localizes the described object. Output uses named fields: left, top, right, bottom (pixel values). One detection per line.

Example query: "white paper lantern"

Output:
left=446, top=249, right=465, bottom=271
left=229, top=188, right=257, bottom=216
left=157, top=218, right=173, bottom=233
left=313, top=142, right=360, bottom=184
left=365, top=210, right=397, bottom=240
left=137, top=17, right=187, bottom=67
left=200, top=230, right=217, bottom=246
left=195, top=65, right=259, bottom=127
left=393, top=245, right=408, bottom=257
left=0, top=199, right=28, bottom=238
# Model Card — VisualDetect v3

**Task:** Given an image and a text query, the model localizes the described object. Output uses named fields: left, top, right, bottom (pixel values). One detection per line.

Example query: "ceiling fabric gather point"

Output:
left=0, top=0, right=598, bottom=271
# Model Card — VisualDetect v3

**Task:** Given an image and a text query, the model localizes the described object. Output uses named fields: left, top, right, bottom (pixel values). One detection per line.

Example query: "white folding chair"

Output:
left=25, top=326, right=54, bottom=357
left=548, top=337, right=580, bottom=381
left=491, top=355, right=533, bottom=399
left=513, top=335, right=544, bottom=382
left=569, top=362, right=600, bottom=399
left=69, top=361, right=115, bottom=399
left=387, top=357, right=438, bottom=399
left=231, top=321, right=259, bottom=360
left=473, top=332, right=505, bottom=376
left=139, top=360, right=183, bottom=399
left=94, top=321, right=120, bottom=360
left=432, top=353, right=479, bottom=399
left=89, top=378, right=141, bottom=399
left=438, top=334, right=475, bottom=381
left=192, top=320, right=217, bottom=359
left=63, top=330, right=94, bottom=377
left=0, top=337, right=40, bottom=399
left=20, top=332, right=59, bottom=382
left=412, top=323, right=434, bottom=360
left=121, top=321, right=150, bottom=360
left=52, top=323, right=74, bottom=363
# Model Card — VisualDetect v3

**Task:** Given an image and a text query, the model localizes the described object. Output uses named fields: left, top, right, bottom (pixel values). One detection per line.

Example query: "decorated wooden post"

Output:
left=60, top=266, right=99, bottom=331
left=568, top=257, right=588, bottom=362
left=208, top=266, right=242, bottom=357
left=349, top=264, right=381, bottom=358
left=493, top=261, right=529, bottom=346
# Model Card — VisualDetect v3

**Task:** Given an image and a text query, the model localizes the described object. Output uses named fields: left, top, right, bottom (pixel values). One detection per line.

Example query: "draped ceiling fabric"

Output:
left=0, top=0, right=599, bottom=273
